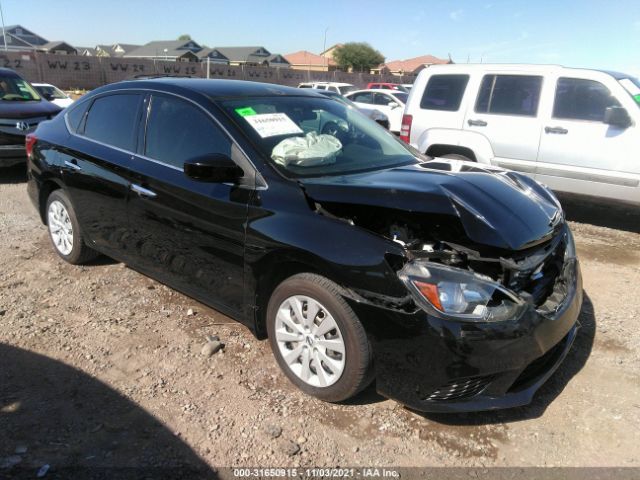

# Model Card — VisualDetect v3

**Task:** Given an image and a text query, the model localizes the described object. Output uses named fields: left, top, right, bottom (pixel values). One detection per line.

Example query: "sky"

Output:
left=3, top=0, right=639, bottom=75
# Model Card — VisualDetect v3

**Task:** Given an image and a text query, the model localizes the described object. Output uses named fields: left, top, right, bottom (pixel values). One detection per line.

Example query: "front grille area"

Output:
left=422, top=375, right=494, bottom=402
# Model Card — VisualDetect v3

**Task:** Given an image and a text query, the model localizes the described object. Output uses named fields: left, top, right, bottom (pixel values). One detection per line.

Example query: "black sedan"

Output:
left=26, top=79, right=583, bottom=412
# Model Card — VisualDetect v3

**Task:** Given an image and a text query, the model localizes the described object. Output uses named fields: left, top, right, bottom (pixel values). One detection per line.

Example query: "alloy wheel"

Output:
left=48, top=200, right=74, bottom=256
left=274, top=295, right=346, bottom=388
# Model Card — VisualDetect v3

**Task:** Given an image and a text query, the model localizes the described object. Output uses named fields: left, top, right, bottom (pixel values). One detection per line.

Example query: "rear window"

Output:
left=475, top=74, right=543, bottom=117
left=83, top=94, right=141, bottom=151
left=420, top=74, right=469, bottom=111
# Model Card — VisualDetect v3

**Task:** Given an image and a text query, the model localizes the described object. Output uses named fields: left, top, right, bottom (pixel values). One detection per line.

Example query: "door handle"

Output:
left=64, top=160, right=81, bottom=171
left=131, top=184, right=157, bottom=199
left=545, top=126, right=568, bottom=134
left=468, top=119, right=488, bottom=127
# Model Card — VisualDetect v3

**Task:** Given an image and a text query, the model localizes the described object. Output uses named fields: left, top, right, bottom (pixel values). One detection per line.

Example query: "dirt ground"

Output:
left=1, top=165, right=639, bottom=477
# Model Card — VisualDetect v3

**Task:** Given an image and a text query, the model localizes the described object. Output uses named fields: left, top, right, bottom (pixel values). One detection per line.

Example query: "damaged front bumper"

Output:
left=346, top=258, right=583, bottom=413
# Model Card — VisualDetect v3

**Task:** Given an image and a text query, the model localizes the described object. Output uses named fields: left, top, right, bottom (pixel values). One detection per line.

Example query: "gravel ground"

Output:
left=1, top=166, right=639, bottom=476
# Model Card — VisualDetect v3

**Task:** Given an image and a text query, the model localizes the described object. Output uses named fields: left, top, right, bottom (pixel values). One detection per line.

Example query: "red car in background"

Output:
left=366, top=82, right=409, bottom=92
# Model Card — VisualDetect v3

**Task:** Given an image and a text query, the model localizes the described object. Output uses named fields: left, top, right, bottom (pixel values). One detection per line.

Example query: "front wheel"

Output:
left=266, top=273, right=373, bottom=402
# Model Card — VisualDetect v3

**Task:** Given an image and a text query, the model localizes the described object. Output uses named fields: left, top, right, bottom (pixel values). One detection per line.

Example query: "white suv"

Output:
left=298, top=82, right=356, bottom=95
left=402, top=64, right=640, bottom=206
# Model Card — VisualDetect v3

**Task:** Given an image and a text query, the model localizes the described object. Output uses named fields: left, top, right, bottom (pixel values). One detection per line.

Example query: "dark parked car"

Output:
left=27, top=79, right=583, bottom=412
left=0, top=68, right=61, bottom=168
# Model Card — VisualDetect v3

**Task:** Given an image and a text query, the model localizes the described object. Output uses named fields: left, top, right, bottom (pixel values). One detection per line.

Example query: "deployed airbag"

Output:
left=271, top=132, right=342, bottom=167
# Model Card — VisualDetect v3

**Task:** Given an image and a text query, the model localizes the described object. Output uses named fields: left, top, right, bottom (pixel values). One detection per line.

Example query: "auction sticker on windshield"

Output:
left=244, top=113, right=303, bottom=138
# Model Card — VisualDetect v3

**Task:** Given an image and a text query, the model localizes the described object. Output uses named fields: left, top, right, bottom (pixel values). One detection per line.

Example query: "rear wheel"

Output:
left=46, top=190, right=99, bottom=264
left=266, top=273, right=373, bottom=402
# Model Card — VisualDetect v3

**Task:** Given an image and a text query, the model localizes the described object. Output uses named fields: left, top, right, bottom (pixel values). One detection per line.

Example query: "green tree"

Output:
left=332, top=42, right=385, bottom=72
left=178, top=34, right=192, bottom=41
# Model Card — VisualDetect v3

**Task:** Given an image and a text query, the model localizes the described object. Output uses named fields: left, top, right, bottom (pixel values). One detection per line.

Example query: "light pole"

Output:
left=322, top=27, right=328, bottom=71
left=0, top=0, right=8, bottom=52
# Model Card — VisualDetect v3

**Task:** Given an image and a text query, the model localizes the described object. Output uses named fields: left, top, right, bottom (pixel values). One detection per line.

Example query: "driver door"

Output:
left=125, top=93, right=251, bottom=318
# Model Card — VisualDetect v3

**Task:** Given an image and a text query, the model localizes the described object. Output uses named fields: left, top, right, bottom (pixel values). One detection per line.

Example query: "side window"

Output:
left=352, top=92, right=373, bottom=104
left=65, top=99, right=91, bottom=133
left=374, top=93, right=392, bottom=106
left=475, top=74, right=543, bottom=117
left=83, top=94, right=141, bottom=150
left=420, top=74, right=469, bottom=111
left=144, top=95, right=231, bottom=169
left=553, top=77, right=620, bottom=122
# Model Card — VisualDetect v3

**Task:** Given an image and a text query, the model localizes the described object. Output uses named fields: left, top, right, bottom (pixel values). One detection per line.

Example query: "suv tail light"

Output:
left=25, top=133, right=37, bottom=158
left=400, top=114, right=412, bottom=143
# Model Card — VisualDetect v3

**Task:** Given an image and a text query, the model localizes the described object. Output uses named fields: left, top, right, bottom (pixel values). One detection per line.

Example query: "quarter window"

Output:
left=144, top=95, right=231, bottom=169
left=475, top=75, right=543, bottom=117
left=66, top=99, right=91, bottom=133
left=420, top=74, right=469, bottom=111
left=83, top=94, right=141, bottom=151
left=553, top=77, right=620, bottom=122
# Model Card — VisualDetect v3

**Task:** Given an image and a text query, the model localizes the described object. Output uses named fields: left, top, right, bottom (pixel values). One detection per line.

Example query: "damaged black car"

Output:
left=27, top=79, right=583, bottom=412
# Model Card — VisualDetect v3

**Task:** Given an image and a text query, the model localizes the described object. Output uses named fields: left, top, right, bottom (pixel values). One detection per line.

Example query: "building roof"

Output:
left=4, top=25, right=48, bottom=46
left=77, top=46, right=97, bottom=55
left=284, top=50, right=335, bottom=66
left=320, top=44, right=343, bottom=56
left=114, top=43, right=141, bottom=54
left=40, top=41, right=76, bottom=51
left=0, top=32, right=36, bottom=49
left=213, top=46, right=271, bottom=63
left=384, top=54, right=451, bottom=73
left=196, top=48, right=229, bottom=61
left=124, top=40, right=203, bottom=59
left=266, top=54, right=290, bottom=65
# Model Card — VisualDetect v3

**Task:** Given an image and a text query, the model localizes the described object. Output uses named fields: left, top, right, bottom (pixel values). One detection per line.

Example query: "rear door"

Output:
left=463, top=74, right=545, bottom=174
left=125, top=93, right=251, bottom=317
left=536, top=75, right=640, bottom=202
left=60, top=92, right=142, bottom=258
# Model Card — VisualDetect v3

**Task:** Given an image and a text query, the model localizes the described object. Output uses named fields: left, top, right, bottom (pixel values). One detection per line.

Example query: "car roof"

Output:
left=32, top=83, right=55, bottom=87
left=420, top=63, right=636, bottom=79
left=0, top=67, right=20, bottom=77
left=105, top=78, right=324, bottom=99
left=346, top=89, right=405, bottom=95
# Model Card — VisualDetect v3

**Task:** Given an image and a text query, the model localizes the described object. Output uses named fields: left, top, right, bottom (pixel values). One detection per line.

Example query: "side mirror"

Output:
left=604, top=106, right=632, bottom=128
left=42, top=92, right=55, bottom=102
left=184, top=154, right=244, bottom=183
left=388, top=101, right=400, bottom=109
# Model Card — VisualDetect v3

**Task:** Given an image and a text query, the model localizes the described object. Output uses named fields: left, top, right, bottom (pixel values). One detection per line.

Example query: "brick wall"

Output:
left=0, top=51, right=416, bottom=90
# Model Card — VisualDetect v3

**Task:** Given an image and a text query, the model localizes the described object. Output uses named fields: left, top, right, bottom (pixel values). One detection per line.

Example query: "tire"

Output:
left=46, top=189, right=99, bottom=265
left=440, top=153, right=473, bottom=162
left=266, top=273, right=373, bottom=402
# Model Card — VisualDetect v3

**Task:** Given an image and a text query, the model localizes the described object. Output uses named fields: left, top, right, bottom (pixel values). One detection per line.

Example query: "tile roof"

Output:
left=284, top=50, right=336, bottom=66
left=384, top=54, right=450, bottom=73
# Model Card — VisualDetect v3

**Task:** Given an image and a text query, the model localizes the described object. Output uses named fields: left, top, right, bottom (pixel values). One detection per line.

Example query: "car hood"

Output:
left=298, top=159, right=563, bottom=251
left=0, top=99, right=61, bottom=118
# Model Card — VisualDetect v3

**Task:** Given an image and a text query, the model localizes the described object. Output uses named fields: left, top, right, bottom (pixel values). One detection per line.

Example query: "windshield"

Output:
left=0, top=75, right=41, bottom=101
left=34, top=85, right=67, bottom=99
left=619, top=77, right=640, bottom=106
left=220, top=96, right=418, bottom=178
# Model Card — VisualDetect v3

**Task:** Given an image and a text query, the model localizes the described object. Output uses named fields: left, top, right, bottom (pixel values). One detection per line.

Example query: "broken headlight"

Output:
left=398, top=261, right=526, bottom=322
